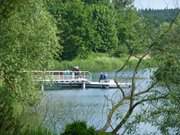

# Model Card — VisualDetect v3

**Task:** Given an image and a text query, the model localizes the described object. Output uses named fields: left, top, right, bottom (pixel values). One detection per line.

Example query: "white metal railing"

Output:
left=32, top=71, right=91, bottom=82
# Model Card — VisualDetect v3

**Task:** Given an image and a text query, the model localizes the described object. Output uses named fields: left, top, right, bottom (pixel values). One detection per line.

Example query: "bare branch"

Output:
left=134, top=81, right=158, bottom=97
left=115, top=53, right=133, bottom=74
left=129, top=8, right=180, bottom=110
left=114, top=80, right=125, bottom=98
left=112, top=94, right=168, bottom=134
left=104, top=95, right=114, bottom=107
left=102, top=98, right=125, bottom=131
left=132, top=94, right=168, bottom=110
left=102, top=9, right=180, bottom=135
left=114, top=53, right=133, bottom=98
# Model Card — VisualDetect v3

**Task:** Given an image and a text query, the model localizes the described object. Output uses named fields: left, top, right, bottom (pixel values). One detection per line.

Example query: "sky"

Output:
left=134, top=0, right=180, bottom=9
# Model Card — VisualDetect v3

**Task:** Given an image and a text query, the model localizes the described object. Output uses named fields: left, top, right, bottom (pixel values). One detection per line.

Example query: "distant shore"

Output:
left=53, top=53, right=155, bottom=72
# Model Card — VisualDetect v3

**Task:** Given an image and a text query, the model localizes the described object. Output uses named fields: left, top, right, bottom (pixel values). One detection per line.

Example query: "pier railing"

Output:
left=33, top=71, right=91, bottom=82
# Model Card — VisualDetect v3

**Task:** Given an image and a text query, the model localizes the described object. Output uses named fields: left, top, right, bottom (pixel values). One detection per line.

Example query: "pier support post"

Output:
left=82, top=81, right=86, bottom=89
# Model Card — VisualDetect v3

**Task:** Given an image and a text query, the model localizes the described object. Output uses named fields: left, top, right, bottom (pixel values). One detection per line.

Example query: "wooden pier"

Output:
left=33, top=71, right=131, bottom=90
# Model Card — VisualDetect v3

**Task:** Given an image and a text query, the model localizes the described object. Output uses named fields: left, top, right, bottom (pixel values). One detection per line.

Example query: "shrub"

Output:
left=61, top=121, right=112, bottom=135
left=61, top=121, right=96, bottom=135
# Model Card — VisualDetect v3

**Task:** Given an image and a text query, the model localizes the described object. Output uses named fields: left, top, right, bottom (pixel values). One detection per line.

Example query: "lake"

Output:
left=36, top=69, right=161, bottom=134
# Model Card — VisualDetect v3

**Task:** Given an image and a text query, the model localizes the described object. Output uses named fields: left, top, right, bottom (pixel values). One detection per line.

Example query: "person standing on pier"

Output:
left=72, top=66, right=80, bottom=79
left=99, top=72, right=108, bottom=82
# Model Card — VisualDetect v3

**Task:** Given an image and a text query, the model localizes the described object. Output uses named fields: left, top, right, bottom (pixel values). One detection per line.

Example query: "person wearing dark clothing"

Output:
left=99, top=72, right=103, bottom=82
left=99, top=72, right=107, bottom=82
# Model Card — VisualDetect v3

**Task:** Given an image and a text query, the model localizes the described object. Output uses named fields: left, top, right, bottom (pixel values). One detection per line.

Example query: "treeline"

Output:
left=139, top=8, right=179, bottom=24
left=46, top=1, right=180, bottom=61
left=47, top=0, right=147, bottom=60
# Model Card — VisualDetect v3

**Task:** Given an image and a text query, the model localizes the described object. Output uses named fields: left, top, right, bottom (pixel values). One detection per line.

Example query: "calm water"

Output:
left=36, top=69, right=160, bottom=134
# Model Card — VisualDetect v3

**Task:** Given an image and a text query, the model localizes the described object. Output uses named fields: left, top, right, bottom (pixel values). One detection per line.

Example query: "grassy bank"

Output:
left=53, top=53, right=155, bottom=72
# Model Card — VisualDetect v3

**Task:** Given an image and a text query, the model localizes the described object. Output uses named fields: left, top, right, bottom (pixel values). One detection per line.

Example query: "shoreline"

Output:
left=53, top=53, right=155, bottom=72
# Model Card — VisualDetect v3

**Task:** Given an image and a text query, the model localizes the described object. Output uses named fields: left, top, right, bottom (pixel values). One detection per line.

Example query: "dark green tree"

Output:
left=50, top=0, right=97, bottom=60
left=112, top=9, right=156, bottom=57
left=139, top=9, right=179, bottom=26
left=49, top=0, right=119, bottom=60
left=90, top=4, right=118, bottom=53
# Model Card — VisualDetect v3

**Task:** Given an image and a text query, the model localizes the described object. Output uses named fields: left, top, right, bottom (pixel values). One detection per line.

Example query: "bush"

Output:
left=61, top=121, right=96, bottom=135
left=61, top=121, right=112, bottom=135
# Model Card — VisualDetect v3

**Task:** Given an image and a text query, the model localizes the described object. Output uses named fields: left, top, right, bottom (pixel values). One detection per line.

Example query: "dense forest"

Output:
left=0, top=0, right=180, bottom=135
left=47, top=1, right=179, bottom=61
left=140, top=8, right=179, bottom=24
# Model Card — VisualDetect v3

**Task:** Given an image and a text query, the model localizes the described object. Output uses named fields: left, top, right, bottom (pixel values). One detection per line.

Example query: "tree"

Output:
left=50, top=0, right=96, bottom=60
left=99, top=10, right=180, bottom=135
left=90, top=4, right=118, bottom=53
left=112, top=8, right=158, bottom=58
left=142, top=16, right=180, bottom=134
left=113, top=9, right=141, bottom=56
left=49, top=0, right=119, bottom=60
left=0, top=0, right=61, bottom=134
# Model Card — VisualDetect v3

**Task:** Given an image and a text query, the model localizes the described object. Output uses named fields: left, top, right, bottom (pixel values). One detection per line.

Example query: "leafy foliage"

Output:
left=61, top=121, right=111, bottom=135
left=49, top=0, right=95, bottom=60
left=49, top=0, right=119, bottom=60
left=90, top=4, right=118, bottom=52
left=61, top=121, right=96, bottom=135
left=152, top=17, right=180, bottom=134
left=0, top=0, right=61, bottom=134
left=0, top=0, right=179, bottom=134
